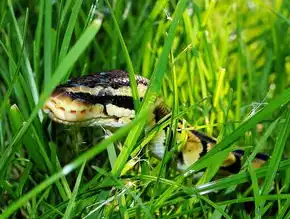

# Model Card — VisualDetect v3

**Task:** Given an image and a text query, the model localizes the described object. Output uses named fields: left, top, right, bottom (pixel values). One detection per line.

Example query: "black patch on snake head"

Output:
left=68, top=92, right=135, bottom=110
left=60, top=70, right=149, bottom=89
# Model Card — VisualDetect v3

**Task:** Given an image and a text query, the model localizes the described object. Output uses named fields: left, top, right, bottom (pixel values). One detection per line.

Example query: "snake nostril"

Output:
left=80, top=109, right=86, bottom=114
left=71, top=110, right=77, bottom=114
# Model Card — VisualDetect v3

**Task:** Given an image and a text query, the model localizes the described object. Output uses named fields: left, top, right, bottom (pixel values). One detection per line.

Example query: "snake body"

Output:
left=43, top=70, right=268, bottom=172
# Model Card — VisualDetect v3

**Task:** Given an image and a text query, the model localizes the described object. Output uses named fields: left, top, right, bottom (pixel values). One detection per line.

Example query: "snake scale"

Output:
left=43, top=70, right=269, bottom=172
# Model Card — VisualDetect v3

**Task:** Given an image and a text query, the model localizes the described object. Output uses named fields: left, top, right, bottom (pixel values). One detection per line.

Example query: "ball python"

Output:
left=43, top=70, right=269, bottom=172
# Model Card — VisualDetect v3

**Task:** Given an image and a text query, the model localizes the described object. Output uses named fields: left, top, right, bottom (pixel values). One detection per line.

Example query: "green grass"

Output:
left=0, top=0, right=290, bottom=218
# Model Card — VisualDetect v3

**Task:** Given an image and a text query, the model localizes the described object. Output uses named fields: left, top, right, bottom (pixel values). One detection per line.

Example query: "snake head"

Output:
left=43, top=71, right=149, bottom=127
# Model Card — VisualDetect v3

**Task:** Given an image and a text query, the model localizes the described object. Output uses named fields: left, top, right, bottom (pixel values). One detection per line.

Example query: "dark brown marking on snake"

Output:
left=190, top=130, right=217, bottom=144
left=154, top=103, right=171, bottom=122
left=221, top=155, right=242, bottom=174
left=69, top=92, right=136, bottom=110
left=254, top=152, right=269, bottom=161
left=199, top=140, right=209, bottom=157
left=57, top=70, right=149, bottom=90
left=232, top=150, right=269, bottom=162
left=178, top=151, right=184, bottom=165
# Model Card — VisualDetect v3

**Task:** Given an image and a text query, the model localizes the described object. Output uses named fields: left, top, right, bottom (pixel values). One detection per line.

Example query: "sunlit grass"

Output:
left=0, top=0, right=289, bottom=218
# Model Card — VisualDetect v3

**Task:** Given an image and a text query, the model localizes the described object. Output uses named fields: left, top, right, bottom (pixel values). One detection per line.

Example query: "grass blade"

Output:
left=260, top=109, right=290, bottom=209
left=111, top=0, right=189, bottom=176
left=105, top=0, right=140, bottom=110
left=58, top=0, right=83, bottom=63
left=63, top=162, right=86, bottom=219
left=8, top=2, right=42, bottom=119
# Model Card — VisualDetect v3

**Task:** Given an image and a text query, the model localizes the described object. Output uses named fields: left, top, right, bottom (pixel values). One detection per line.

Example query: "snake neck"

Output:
left=153, top=99, right=171, bottom=122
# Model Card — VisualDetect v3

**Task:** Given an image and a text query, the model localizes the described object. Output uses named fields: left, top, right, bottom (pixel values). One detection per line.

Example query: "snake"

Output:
left=43, top=70, right=269, bottom=172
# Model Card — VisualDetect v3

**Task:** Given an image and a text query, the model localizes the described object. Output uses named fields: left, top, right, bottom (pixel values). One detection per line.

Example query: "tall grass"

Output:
left=0, top=0, right=289, bottom=218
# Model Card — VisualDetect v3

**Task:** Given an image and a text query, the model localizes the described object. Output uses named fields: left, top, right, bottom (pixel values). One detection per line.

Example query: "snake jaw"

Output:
left=43, top=90, right=135, bottom=128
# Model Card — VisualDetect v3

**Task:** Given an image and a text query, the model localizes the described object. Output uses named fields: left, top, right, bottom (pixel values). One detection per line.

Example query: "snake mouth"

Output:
left=43, top=90, right=106, bottom=124
left=43, top=108, right=94, bottom=126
